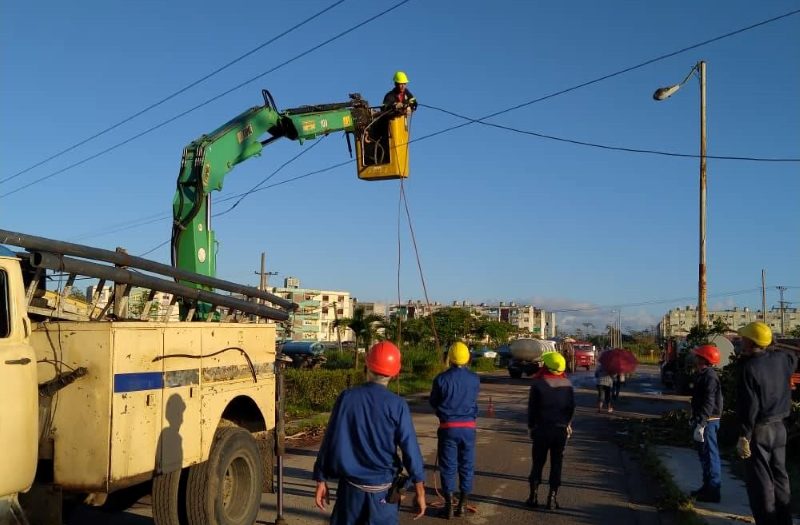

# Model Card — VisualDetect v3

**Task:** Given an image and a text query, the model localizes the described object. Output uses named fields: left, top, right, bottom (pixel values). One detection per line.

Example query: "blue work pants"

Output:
left=695, top=419, right=721, bottom=489
left=745, top=421, right=792, bottom=525
left=330, top=480, right=397, bottom=525
left=437, top=427, right=476, bottom=494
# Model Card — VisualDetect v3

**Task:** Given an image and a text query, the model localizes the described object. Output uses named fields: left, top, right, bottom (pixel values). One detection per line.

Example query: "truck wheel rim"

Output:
left=222, top=456, right=254, bottom=520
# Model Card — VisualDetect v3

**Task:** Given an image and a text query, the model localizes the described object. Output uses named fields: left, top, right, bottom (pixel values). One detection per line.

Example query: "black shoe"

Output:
left=525, top=482, right=539, bottom=508
left=454, top=492, right=468, bottom=517
left=438, top=493, right=454, bottom=519
left=690, top=485, right=707, bottom=497
left=695, top=487, right=720, bottom=503
left=546, top=490, right=560, bottom=510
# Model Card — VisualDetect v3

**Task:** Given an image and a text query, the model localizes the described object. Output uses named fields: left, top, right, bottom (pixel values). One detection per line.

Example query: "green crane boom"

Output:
left=171, top=91, right=372, bottom=282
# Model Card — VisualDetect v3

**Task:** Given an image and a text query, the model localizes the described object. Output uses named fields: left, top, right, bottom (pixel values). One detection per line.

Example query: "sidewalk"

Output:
left=656, top=445, right=800, bottom=525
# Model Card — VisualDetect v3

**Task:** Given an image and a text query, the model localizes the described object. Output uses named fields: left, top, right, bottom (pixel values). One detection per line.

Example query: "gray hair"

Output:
left=366, top=369, right=392, bottom=386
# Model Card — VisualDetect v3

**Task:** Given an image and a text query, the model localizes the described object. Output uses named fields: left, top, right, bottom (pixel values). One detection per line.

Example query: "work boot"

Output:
left=525, top=483, right=539, bottom=508
left=690, top=485, right=707, bottom=497
left=454, top=492, right=468, bottom=517
left=438, top=493, right=454, bottom=519
left=546, top=490, right=560, bottom=510
left=695, top=486, right=721, bottom=503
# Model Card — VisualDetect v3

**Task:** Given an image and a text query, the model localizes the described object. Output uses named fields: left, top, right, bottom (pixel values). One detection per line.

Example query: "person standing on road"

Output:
left=612, top=373, right=626, bottom=401
left=734, top=322, right=797, bottom=525
left=594, top=358, right=614, bottom=413
left=689, top=344, right=723, bottom=503
left=526, top=352, right=575, bottom=511
left=313, top=341, right=427, bottom=524
left=429, top=341, right=480, bottom=520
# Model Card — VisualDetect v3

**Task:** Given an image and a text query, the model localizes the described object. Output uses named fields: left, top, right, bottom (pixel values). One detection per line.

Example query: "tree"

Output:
left=430, top=307, right=474, bottom=349
left=789, top=325, right=800, bottom=338
left=476, top=319, right=515, bottom=346
left=333, top=306, right=384, bottom=367
left=686, top=317, right=730, bottom=348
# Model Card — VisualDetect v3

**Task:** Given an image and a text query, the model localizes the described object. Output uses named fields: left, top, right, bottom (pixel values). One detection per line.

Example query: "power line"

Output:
left=0, top=1, right=346, bottom=187
left=411, top=8, right=800, bottom=145
left=58, top=7, right=800, bottom=243
left=0, top=0, right=412, bottom=200
left=420, top=103, right=800, bottom=162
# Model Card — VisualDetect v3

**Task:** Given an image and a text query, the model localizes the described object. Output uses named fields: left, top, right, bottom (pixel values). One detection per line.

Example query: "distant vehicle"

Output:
left=558, top=340, right=595, bottom=372
left=507, top=338, right=557, bottom=378
left=279, top=340, right=327, bottom=369
left=472, top=347, right=498, bottom=359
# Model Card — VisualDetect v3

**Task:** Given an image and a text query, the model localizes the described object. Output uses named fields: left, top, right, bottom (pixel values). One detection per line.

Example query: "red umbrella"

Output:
left=599, top=348, right=638, bottom=374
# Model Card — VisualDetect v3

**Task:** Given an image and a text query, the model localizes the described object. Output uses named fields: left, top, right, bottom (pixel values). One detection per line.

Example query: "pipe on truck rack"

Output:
left=0, top=229, right=296, bottom=311
left=29, top=251, right=291, bottom=322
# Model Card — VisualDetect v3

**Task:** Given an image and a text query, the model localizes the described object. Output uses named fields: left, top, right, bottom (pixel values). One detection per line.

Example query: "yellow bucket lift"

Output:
left=356, top=115, right=410, bottom=181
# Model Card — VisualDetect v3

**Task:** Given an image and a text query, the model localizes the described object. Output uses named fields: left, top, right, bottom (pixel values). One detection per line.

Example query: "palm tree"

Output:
left=333, top=306, right=384, bottom=368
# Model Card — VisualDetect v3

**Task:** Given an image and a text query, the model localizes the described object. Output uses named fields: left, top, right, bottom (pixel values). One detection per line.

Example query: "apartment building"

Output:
left=658, top=305, right=799, bottom=338
left=270, top=277, right=354, bottom=341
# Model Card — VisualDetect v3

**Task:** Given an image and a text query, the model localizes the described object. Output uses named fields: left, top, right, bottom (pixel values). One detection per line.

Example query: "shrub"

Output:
left=471, top=357, right=496, bottom=372
left=285, top=368, right=364, bottom=412
left=322, top=349, right=356, bottom=370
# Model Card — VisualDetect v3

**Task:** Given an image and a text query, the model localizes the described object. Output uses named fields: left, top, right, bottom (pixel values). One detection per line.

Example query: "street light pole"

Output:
left=654, top=60, right=708, bottom=328
left=698, top=61, right=707, bottom=328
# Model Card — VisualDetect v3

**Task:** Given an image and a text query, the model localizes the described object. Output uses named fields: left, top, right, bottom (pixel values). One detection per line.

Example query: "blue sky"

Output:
left=1, top=1, right=798, bottom=331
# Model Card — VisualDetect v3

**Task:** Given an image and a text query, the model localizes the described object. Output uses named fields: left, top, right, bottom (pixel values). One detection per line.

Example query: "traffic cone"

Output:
left=487, top=396, right=495, bottom=417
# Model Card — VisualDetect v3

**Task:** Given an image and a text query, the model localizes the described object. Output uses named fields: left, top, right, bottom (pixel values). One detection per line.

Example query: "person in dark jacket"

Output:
left=382, top=70, right=418, bottom=113
left=429, top=341, right=480, bottom=519
left=313, top=341, right=426, bottom=524
left=735, top=322, right=798, bottom=525
left=689, top=344, right=723, bottom=503
left=526, top=352, right=576, bottom=511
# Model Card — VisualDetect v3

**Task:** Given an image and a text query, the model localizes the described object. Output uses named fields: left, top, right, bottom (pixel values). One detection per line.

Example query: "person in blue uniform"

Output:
left=526, top=352, right=575, bottom=511
left=689, top=344, right=723, bottom=503
left=313, top=341, right=427, bottom=524
left=735, top=322, right=797, bottom=525
left=429, top=342, right=480, bottom=519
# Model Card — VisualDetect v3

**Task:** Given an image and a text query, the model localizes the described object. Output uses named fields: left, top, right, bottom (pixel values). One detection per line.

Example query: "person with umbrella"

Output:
left=689, top=344, right=723, bottom=503
left=597, top=348, right=639, bottom=413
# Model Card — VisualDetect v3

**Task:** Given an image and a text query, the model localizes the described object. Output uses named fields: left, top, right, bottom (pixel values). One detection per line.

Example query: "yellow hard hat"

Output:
left=393, top=71, right=409, bottom=84
left=542, top=352, right=566, bottom=373
left=737, top=322, right=772, bottom=348
left=448, top=342, right=470, bottom=366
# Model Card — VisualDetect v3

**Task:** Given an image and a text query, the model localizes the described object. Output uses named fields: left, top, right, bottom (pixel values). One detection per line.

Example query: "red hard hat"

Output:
left=692, top=344, right=720, bottom=366
left=366, top=341, right=401, bottom=377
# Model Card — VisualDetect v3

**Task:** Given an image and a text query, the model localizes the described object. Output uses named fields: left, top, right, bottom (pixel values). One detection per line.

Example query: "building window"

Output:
left=338, top=295, right=344, bottom=302
left=322, top=295, right=329, bottom=301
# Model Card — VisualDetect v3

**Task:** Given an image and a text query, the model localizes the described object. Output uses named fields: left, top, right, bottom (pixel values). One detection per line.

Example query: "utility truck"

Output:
left=0, top=89, right=413, bottom=525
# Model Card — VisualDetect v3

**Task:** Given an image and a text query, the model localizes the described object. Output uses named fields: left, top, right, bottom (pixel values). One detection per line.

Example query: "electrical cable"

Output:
left=420, top=103, right=800, bottom=162
left=0, top=0, right=346, bottom=187
left=0, top=0, right=412, bottom=199
left=411, top=8, right=800, bottom=145
left=546, top=287, right=766, bottom=313
left=26, top=7, right=800, bottom=244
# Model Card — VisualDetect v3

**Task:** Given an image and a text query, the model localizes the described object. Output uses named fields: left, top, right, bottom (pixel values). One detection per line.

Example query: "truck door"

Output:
left=0, top=257, right=39, bottom=497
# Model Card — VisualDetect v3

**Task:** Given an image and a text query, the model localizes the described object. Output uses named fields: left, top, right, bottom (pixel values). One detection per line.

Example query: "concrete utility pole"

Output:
left=762, top=270, right=767, bottom=322
left=776, top=286, right=789, bottom=336
left=653, top=60, right=708, bottom=328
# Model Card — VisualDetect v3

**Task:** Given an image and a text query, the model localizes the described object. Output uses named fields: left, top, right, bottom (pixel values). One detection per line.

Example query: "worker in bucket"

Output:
left=383, top=70, right=418, bottom=114
left=313, top=341, right=427, bottom=523
left=526, top=351, right=575, bottom=511
left=689, top=344, right=723, bottom=503
left=734, top=322, right=797, bottom=525
left=429, top=341, right=480, bottom=519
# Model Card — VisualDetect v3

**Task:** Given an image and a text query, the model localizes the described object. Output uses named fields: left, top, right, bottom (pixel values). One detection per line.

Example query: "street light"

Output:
left=653, top=60, right=707, bottom=328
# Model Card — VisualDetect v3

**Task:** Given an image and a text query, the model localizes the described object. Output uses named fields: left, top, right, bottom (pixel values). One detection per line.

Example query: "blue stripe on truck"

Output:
left=114, top=372, right=164, bottom=393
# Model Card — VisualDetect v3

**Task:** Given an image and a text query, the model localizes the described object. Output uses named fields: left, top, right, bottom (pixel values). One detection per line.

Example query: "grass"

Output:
left=285, top=412, right=330, bottom=437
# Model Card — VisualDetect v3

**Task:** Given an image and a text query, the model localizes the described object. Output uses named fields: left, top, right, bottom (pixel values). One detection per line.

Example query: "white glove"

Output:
left=737, top=436, right=752, bottom=459
left=566, top=424, right=573, bottom=439
left=394, top=102, right=404, bottom=110
left=692, top=424, right=705, bottom=443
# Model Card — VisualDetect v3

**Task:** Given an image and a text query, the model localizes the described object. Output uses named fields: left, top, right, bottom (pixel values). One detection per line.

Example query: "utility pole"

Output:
left=762, top=269, right=767, bottom=322
left=776, top=286, right=789, bottom=336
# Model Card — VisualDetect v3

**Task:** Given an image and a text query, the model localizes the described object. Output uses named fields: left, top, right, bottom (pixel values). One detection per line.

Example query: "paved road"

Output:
left=70, top=365, right=689, bottom=524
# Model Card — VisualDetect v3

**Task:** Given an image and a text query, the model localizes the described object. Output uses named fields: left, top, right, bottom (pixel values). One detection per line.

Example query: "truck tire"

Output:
left=152, top=469, right=189, bottom=525
left=186, top=426, right=263, bottom=525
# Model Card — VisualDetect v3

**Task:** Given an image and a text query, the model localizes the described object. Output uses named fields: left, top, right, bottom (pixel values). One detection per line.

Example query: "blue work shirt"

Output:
left=313, top=382, right=425, bottom=485
left=429, top=366, right=480, bottom=423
